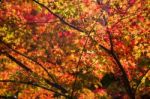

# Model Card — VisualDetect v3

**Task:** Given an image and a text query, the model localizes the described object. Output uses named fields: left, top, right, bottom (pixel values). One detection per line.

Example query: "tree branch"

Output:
left=106, top=29, right=135, bottom=98
left=0, top=95, right=17, bottom=99
left=31, top=1, right=135, bottom=98
left=135, top=69, right=150, bottom=94
left=0, top=39, right=57, bottom=83
left=0, top=50, right=68, bottom=94
left=32, top=0, right=110, bottom=56
left=111, top=52, right=135, bottom=99
left=107, top=31, right=114, bottom=52
left=100, top=11, right=135, bottom=98
left=0, top=80, right=69, bottom=98
left=33, top=0, right=84, bottom=33
left=71, top=23, right=96, bottom=98
left=5, top=52, right=33, bottom=72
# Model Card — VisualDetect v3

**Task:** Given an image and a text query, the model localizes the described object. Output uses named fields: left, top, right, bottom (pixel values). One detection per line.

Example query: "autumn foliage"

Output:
left=0, top=0, right=149, bottom=99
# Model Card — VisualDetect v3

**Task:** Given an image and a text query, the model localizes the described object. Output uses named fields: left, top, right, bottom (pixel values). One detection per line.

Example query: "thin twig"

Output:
left=135, top=69, right=150, bottom=94
left=70, top=23, right=96, bottom=98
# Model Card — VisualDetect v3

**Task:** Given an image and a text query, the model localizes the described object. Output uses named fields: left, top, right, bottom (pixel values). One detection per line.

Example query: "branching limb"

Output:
left=0, top=39, right=57, bottom=83
left=99, top=13, right=135, bottom=98
left=106, top=30, right=135, bottom=99
left=0, top=80, right=69, bottom=98
left=26, top=1, right=136, bottom=99
left=0, top=50, right=68, bottom=95
left=32, top=0, right=110, bottom=55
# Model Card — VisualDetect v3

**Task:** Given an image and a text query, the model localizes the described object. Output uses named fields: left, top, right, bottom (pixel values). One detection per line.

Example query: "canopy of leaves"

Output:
left=0, top=0, right=149, bottom=98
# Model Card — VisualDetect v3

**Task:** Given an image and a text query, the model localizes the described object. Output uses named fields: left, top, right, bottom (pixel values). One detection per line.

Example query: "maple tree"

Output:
left=0, top=0, right=149, bottom=99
